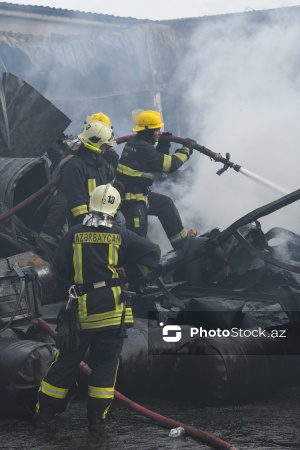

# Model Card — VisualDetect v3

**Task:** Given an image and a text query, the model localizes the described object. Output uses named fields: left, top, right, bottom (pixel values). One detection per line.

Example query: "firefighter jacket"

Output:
left=116, top=135, right=191, bottom=201
left=62, top=145, right=115, bottom=228
left=53, top=221, right=161, bottom=330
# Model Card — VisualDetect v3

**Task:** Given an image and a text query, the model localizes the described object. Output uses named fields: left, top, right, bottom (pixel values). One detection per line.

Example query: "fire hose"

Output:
left=0, top=133, right=299, bottom=277
left=0, top=134, right=251, bottom=224
left=116, top=134, right=241, bottom=172
left=36, top=317, right=238, bottom=450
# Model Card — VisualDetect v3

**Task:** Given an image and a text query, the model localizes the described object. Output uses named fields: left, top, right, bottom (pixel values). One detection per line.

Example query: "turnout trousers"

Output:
left=37, top=328, right=124, bottom=424
left=121, top=191, right=188, bottom=248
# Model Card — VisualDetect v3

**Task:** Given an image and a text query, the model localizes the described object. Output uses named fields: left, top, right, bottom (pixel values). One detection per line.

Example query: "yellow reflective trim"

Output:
left=124, top=193, right=148, bottom=204
left=102, top=359, right=120, bottom=418
left=73, top=242, right=87, bottom=318
left=182, top=146, right=191, bottom=155
left=80, top=309, right=123, bottom=323
left=136, top=264, right=151, bottom=277
left=108, top=243, right=119, bottom=279
left=162, top=154, right=173, bottom=173
left=124, top=307, right=133, bottom=322
left=134, top=217, right=140, bottom=228
left=80, top=315, right=134, bottom=330
left=71, top=204, right=88, bottom=217
left=80, top=318, right=126, bottom=330
left=112, top=285, right=122, bottom=310
left=174, top=152, right=188, bottom=163
left=78, top=294, right=87, bottom=319
left=41, top=381, right=68, bottom=399
left=117, top=163, right=154, bottom=180
left=73, top=242, right=83, bottom=284
left=170, top=228, right=188, bottom=244
left=88, top=385, right=115, bottom=399
left=88, top=178, right=97, bottom=196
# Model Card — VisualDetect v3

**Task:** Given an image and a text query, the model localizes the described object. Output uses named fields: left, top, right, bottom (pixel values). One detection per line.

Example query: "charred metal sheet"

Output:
left=170, top=285, right=278, bottom=303
left=0, top=157, right=51, bottom=233
left=0, top=72, right=71, bottom=158
left=277, top=284, right=300, bottom=326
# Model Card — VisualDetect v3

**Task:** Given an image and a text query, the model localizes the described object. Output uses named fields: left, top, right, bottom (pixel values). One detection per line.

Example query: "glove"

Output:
left=156, top=132, right=172, bottom=155
left=56, top=305, right=81, bottom=356
left=182, top=138, right=197, bottom=154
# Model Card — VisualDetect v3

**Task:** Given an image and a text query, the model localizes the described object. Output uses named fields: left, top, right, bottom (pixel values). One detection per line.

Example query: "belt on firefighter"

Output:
left=68, top=279, right=121, bottom=298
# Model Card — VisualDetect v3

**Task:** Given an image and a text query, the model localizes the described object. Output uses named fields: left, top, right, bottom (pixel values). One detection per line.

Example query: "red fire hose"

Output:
left=36, top=317, right=238, bottom=450
left=0, top=175, right=61, bottom=223
left=116, top=134, right=241, bottom=171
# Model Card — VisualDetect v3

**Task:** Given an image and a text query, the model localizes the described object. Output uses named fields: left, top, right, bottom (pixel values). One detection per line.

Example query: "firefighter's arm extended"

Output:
left=144, top=138, right=197, bottom=174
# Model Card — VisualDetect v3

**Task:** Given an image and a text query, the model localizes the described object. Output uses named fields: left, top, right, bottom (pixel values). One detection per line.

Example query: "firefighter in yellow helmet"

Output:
left=34, top=184, right=161, bottom=431
left=86, top=112, right=112, bottom=127
left=116, top=110, right=197, bottom=249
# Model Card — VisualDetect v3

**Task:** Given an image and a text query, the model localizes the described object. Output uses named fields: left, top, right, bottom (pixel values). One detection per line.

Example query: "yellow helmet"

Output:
left=132, top=110, right=164, bottom=132
left=89, top=184, right=121, bottom=216
left=78, top=121, right=116, bottom=152
left=86, top=112, right=112, bottom=127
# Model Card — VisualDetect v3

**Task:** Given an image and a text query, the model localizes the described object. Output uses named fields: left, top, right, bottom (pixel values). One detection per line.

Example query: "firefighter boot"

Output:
left=32, top=410, right=56, bottom=428
left=88, top=418, right=107, bottom=433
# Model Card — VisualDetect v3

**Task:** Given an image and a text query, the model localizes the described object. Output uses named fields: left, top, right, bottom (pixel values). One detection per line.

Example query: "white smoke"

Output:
left=148, top=10, right=300, bottom=253
left=149, top=11, right=300, bottom=253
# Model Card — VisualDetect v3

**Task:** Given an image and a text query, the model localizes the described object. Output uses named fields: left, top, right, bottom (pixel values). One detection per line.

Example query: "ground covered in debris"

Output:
left=0, top=386, right=299, bottom=450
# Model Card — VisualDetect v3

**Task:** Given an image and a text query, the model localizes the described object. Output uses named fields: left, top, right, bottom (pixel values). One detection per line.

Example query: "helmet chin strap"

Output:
left=83, top=142, right=100, bottom=153
left=83, top=212, right=114, bottom=228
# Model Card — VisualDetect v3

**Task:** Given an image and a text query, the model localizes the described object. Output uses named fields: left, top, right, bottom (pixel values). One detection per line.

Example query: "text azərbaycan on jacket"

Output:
left=53, top=221, right=161, bottom=330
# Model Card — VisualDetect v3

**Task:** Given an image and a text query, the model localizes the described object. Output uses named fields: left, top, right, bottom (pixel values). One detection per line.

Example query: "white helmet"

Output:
left=89, top=184, right=121, bottom=216
left=78, top=121, right=116, bottom=152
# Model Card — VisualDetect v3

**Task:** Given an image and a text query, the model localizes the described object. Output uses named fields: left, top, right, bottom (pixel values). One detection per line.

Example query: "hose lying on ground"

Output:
left=36, top=317, right=239, bottom=450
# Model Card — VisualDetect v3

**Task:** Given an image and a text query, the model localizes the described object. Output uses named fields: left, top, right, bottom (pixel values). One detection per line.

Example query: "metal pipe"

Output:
left=0, top=175, right=61, bottom=223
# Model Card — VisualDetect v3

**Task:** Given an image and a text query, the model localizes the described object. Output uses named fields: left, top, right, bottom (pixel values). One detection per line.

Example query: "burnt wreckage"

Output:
left=0, top=73, right=300, bottom=418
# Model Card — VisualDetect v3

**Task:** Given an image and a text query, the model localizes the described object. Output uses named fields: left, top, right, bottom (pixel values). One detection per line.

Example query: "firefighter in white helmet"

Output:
left=34, top=184, right=161, bottom=431
left=85, top=112, right=119, bottom=170
left=116, top=109, right=197, bottom=249
left=62, top=120, right=120, bottom=229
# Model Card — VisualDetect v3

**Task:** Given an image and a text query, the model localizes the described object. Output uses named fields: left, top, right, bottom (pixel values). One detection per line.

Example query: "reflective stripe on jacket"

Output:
left=63, top=146, right=114, bottom=228
left=116, top=135, right=189, bottom=192
left=54, top=221, right=161, bottom=330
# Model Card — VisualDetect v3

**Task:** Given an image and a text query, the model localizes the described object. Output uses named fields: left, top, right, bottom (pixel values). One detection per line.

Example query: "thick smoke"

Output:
left=149, top=10, right=300, bottom=253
